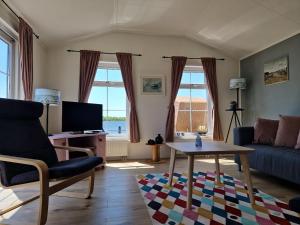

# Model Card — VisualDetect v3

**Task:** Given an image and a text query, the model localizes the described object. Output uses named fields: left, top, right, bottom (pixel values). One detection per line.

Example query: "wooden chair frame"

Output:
left=0, top=145, right=99, bottom=225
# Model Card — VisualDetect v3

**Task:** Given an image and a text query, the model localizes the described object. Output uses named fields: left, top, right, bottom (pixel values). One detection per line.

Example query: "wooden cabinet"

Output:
left=49, top=132, right=107, bottom=165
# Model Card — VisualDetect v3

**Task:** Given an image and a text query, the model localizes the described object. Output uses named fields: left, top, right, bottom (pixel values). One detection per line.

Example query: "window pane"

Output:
left=108, top=69, right=123, bottom=82
left=181, top=72, right=190, bottom=84
left=191, top=89, right=207, bottom=99
left=191, top=89, right=207, bottom=110
left=88, top=86, right=107, bottom=110
left=191, top=72, right=205, bottom=84
left=94, top=69, right=107, bottom=81
left=176, top=88, right=191, bottom=110
left=108, top=87, right=126, bottom=110
left=191, top=111, right=208, bottom=132
left=0, top=39, right=8, bottom=74
left=103, top=110, right=127, bottom=134
left=177, top=88, right=190, bottom=97
left=175, top=111, right=191, bottom=132
left=0, top=74, right=8, bottom=98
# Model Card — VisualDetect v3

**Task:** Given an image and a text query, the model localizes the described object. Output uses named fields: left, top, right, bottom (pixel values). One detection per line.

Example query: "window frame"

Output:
left=175, top=65, right=213, bottom=136
left=89, top=61, right=129, bottom=137
left=0, top=29, right=16, bottom=98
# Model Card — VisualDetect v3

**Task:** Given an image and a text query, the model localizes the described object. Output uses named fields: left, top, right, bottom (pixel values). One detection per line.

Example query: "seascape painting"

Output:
left=264, top=56, right=288, bottom=85
left=141, top=76, right=165, bottom=94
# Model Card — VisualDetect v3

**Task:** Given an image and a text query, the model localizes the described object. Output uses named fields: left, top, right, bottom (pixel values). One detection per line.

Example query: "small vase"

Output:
left=195, top=133, right=202, bottom=148
left=155, top=134, right=164, bottom=144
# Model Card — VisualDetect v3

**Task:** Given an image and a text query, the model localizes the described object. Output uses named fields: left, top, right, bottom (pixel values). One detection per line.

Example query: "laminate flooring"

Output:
left=1, top=157, right=299, bottom=225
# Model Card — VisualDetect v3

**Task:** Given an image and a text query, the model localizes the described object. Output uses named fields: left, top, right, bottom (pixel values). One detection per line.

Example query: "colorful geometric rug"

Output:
left=136, top=171, right=300, bottom=225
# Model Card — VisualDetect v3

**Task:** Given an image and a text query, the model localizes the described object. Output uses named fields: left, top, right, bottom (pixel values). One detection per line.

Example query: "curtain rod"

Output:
left=162, top=56, right=225, bottom=60
left=67, top=49, right=142, bottom=56
left=1, top=0, right=39, bottom=39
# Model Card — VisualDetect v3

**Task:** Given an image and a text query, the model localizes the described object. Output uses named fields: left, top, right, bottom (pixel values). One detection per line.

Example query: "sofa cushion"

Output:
left=274, top=115, right=300, bottom=148
left=243, top=144, right=300, bottom=184
left=254, top=118, right=278, bottom=145
left=9, top=156, right=102, bottom=186
left=295, top=131, right=300, bottom=149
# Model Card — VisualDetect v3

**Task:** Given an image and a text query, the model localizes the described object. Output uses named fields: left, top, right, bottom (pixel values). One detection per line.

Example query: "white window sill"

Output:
left=174, top=133, right=213, bottom=141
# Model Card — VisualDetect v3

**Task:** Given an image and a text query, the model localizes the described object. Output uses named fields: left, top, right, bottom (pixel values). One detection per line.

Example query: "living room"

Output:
left=0, top=1, right=300, bottom=225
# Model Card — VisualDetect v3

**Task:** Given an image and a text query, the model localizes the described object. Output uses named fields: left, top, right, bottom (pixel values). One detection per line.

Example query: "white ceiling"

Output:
left=7, top=0, right=300, bottom=58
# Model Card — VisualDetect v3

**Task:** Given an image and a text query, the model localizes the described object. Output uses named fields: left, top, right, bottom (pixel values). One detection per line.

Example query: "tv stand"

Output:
left=49, top=132, right=107, bottom=167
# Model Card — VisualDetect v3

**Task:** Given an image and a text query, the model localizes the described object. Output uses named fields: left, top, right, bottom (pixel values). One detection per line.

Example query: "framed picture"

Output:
left=264, top=56, right=288, bottom=85
left=141, top=76, right=165, bottom=95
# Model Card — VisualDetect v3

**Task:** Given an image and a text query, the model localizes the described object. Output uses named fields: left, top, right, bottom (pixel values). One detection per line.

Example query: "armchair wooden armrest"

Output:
left=0, top=154, right=48, bottom=173
left=52, top=145, right=95, bottom=157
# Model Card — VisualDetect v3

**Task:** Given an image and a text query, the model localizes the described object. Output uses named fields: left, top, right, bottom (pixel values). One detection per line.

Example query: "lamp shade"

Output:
left=34, top=88, right=61, bottom=105
left=229, top=78, right=246, bottom=89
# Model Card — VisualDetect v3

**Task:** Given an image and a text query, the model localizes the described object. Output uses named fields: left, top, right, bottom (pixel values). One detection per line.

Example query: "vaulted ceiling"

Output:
left=7, top=0, right=300, bottom=58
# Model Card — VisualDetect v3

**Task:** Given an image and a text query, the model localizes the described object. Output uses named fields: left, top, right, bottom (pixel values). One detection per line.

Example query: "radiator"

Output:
left=106, top=140, right=129, bottom=158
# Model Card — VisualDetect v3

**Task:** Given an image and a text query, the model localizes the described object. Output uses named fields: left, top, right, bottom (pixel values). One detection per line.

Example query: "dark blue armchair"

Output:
left=0, top=98, right=102, bottom=225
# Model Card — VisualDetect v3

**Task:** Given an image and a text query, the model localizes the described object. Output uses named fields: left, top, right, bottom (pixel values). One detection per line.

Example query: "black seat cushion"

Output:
left=0, top=98, right=58, bottom=186
left=9, top=156, right=102, bottom=186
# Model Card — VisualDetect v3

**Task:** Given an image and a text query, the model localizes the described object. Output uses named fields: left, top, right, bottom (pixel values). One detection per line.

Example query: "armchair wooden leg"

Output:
left=37, top=166, right=49, bottom=225
left=85, top=170, right=95, bottom=199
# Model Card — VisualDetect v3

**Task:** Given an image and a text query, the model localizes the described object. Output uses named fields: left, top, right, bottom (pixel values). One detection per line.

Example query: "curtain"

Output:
left=201, top=57, right=223, bottom=141
left=165, top=56, right=187, bottom=142
left=19, top=18, right=33, bottom=100
left=116, top=52, right=140, bottom=143
left=78, top=50, right=100, bottom=103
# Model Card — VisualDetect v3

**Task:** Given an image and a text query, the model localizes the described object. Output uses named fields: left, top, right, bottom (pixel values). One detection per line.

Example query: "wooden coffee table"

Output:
left=166, top=141, right=255, bottom=209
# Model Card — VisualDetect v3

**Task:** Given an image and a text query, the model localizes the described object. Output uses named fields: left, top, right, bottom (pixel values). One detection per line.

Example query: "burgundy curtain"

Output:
left=116, top=52, right=140, bottom=143
left=78, top=50, right=100, bottom=103
left=165, top=56, right=187, bottom=142
left=201, top=57, right=223, bottom=141
left=19, top=18, right=33, bottom=100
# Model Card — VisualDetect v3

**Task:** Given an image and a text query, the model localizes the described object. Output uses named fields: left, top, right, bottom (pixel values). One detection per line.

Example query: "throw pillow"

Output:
left=295, top=131, right=300, bottom=149
left=274, top=115, right=300, bottom=148
left=253, top=118, right=279, bottom=145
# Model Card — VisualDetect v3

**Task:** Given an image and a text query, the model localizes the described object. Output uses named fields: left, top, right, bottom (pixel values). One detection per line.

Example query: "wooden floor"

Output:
left=1, top=157, right=300, bottom=225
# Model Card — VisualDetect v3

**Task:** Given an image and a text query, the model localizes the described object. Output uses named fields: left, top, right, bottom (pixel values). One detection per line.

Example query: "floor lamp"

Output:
left=34, top=88, right=61, bottom=136
left=225, top=78, right=246, bottom=143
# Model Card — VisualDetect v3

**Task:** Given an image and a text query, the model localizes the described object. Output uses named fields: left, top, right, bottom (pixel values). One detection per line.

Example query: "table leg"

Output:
left=215, top=154, right=221, bottom=185
left=168, top=148, right=176, bottom=186
left=239, top=153, right=255, bottom=204
left=187, top=154, right=194, bottom=210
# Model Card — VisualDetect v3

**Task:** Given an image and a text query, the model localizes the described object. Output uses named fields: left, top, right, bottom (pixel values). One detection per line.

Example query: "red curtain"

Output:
left=19, top=18, right=33, bottom=100
left=165, top=56, right=187, bottom=142
left=78, top=50, right=100, bottom=103
left=116, top=52, right=140, bottom=143
left=201, top=57, right=223, bottom=141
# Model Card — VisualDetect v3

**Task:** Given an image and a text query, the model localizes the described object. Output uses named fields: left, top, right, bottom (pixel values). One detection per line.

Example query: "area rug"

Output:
left=136, top=172, right=300, bottom=225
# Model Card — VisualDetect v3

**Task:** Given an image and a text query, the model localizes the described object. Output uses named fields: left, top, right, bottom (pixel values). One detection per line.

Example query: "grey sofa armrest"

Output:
left=233, top=127, right=254, bottom=171
left=233, top=127, right=254, bottom=146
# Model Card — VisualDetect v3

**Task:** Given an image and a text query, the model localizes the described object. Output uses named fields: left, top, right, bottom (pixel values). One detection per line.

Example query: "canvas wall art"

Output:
left=141, top=76, right=165, bottom=95
left=264, top=56, right=288, bottom=85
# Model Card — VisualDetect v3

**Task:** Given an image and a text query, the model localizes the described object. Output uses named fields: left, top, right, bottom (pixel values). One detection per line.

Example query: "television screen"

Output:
left=62, top=101, right=103, bottom=132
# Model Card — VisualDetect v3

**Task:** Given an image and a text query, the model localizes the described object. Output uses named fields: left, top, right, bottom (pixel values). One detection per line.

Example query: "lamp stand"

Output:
left=46, top=103, right=49, bottom=136
left=225, top=108, right=242, bottom=143
left=236, top=88, right=240, bottom=108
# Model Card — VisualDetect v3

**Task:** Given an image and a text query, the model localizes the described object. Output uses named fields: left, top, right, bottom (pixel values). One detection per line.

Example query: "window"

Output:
left=0, top=31, right=14, bottom=98
left=175, top=65, right=212, bottom=135
left=88, top=62, right=127, bottom=136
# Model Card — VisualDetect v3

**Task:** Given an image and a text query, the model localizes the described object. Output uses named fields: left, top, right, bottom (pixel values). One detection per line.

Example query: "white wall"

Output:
left=0, top=3, right=48, bottom=97
left=0, top=3, right=48, bottom=127
left=45, top=32, right=238, bottom=159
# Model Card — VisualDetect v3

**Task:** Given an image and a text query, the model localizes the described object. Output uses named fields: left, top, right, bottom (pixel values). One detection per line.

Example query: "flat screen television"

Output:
left=62, top=101, right=103, bottom=133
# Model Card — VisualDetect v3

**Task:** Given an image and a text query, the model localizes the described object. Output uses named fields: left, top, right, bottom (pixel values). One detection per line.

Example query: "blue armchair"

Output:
left=0, top=98, right=102, bottom=225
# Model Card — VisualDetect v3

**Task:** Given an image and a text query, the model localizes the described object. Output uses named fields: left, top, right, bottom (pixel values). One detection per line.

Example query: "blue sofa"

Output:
left=233, top=127, right=300, bottom=185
